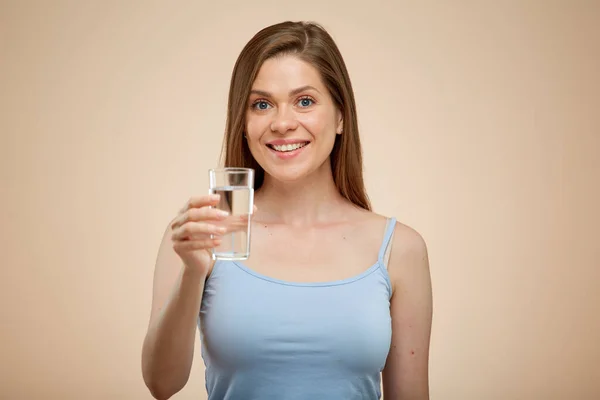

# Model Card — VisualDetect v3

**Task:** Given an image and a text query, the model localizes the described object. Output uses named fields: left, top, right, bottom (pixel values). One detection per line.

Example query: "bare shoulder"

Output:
left=391, top=220, right=428, bottom=260
left=353, top=208, right=425, bottom=252
left=387, top=219, right=430, bottom=293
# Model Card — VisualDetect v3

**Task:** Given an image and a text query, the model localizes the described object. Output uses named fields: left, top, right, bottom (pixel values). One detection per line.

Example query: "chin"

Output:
left=263, top=165, right=310, bottom=183
left=261, top=159, right=333, bottom=186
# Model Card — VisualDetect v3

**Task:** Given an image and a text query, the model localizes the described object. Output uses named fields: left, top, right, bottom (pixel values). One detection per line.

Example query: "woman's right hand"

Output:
left=169, top=194, right=229, bottom=275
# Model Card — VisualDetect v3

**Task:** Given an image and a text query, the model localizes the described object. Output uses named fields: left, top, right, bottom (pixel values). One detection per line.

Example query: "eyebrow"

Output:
left=249, top=85, right=320, bottom=98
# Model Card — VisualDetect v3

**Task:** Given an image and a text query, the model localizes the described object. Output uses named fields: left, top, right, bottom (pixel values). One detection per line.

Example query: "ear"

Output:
left=336, top=111, right=344, bottom=135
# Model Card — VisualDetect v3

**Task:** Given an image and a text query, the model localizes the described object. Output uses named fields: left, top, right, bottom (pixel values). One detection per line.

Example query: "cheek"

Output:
left=298, top=110, right=335, bottom=138
left=245, top=114, right=267, bottom=141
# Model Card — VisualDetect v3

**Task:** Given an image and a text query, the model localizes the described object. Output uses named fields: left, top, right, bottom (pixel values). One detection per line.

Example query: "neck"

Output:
left=255, top=163, right=347, bottom=226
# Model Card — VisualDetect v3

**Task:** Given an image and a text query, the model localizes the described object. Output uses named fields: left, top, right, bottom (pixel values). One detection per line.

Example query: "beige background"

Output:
left=1, top=1, right=599, bottom=399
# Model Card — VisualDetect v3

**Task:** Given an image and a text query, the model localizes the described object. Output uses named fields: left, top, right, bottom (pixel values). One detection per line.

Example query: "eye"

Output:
left=297, top=97, right=314, bottom=108
left=251, top=100, right=272, bottom=111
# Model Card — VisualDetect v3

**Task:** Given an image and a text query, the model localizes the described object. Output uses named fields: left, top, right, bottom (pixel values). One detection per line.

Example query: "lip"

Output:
left=266, top=141, right=310, bottom=160
left=266, top=139, right=310, bottom=146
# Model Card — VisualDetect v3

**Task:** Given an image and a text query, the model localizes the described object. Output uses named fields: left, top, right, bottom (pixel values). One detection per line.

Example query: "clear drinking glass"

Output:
left=208, top=168, right=254, bottom=260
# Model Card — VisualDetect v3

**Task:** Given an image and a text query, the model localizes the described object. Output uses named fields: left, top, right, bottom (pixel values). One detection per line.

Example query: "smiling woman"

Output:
left=245, top=56, right=343, bottom=179
left=142, top=21, right=433, bottom=400
left=221, top=22, right=370, bottom=210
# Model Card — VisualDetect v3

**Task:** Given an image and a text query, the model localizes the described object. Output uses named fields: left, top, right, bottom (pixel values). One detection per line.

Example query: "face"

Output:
left=245, top=54, right=343, bottom=183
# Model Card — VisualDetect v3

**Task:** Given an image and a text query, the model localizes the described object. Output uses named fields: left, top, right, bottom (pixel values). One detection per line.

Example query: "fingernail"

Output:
left=217, top=227, right=227, bottom=233
left=217, top=210, right=229, bottom=217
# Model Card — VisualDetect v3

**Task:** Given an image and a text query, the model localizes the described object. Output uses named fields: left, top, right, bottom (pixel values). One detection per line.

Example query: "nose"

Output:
left=270, top=105, right=298, bottom=134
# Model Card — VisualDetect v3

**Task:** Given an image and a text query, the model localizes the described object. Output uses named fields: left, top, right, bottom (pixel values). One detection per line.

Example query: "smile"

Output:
left=267, top=142, right=309, bottom=152
left=266, top=141, right=310, bottom=160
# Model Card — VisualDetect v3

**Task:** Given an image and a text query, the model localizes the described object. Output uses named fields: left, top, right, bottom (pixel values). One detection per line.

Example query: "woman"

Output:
left=142, top=21, right=433, bottom=400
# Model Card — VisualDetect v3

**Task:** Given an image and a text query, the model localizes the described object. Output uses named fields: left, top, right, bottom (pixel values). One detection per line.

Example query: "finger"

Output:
left=173, top=238, right=222, bottom=252
left=179, top=194, right=221, bottom=213
left=172, top=222, right=226, bottom=241
left=172, top=222, right=227, bottom=241
left=171, top=207, right=229, bottom=230
left=236, top=213, right=253, bottom=223
left=226, top=217, right=251, bottom=232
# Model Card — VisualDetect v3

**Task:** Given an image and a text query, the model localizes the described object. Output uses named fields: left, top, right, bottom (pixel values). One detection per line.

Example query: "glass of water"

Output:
left=208, top=167, right=254, bottom=260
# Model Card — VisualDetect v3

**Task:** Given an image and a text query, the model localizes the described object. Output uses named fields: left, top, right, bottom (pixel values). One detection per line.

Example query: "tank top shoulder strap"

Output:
left=377, top=217, right=397, bottom=267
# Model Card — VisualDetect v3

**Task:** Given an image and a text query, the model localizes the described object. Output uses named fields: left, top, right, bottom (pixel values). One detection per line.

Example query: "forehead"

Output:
left=251, top=55, right=324, bottom=92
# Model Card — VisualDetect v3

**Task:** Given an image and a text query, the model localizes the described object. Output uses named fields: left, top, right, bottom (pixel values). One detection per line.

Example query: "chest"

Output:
left=200, top=266, right=393, bottom=372
left=242, top=221, right=383, bottom=283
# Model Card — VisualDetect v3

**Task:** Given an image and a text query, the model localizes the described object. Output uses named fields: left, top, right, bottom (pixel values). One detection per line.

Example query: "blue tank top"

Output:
left=198, top=217, right=396, bottom=400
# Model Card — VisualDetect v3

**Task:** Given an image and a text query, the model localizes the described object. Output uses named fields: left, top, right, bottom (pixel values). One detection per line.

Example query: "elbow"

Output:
left=142, top=357, right=186, bottom=400
left=148, top=387, right=174, bottom=400
left=146, top=385, right=170, bottom=400
left=143, top=373, right=183, bottom=400
left=141, top=334, right=192, bottom=399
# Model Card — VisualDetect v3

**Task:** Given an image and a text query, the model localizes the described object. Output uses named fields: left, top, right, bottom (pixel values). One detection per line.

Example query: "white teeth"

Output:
left=272, top=142, right=307, bottom=152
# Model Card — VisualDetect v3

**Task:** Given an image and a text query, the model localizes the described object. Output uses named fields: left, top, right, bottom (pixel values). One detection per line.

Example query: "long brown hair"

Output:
left=220, top=21, right=371, bottom=211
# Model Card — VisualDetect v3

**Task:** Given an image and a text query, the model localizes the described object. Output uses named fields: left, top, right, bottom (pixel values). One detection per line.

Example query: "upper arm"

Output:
left=382, top=223, right=433, bottom=400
